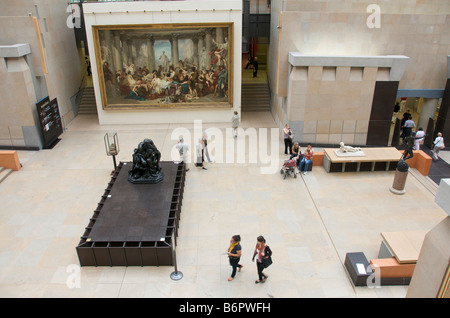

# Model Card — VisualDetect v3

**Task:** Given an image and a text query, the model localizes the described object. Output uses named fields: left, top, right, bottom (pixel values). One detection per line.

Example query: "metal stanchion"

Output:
left=170, top=231, right=183, bottom=281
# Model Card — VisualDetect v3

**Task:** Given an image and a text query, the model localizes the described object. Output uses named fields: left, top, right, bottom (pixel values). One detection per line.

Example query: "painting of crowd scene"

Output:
left=94, top=24, right=232, bottom=109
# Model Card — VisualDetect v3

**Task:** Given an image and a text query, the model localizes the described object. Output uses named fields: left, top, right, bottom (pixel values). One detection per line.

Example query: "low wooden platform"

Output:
left=323, top=147, right=402, bottom=173
left=76, top=161, right=186, bottom=266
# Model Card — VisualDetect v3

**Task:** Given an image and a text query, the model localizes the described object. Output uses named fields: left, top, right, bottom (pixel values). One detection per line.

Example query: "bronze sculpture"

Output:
left=400, top=132, right=415, bottom=162
left=128, top=138, right=164, bottom=184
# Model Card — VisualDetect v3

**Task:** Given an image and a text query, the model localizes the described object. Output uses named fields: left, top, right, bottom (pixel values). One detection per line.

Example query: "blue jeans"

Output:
left=299, top=157, right=312, bottom=172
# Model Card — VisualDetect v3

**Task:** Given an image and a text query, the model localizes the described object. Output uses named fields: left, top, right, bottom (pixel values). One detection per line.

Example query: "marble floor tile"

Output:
left=0, top=111, right=447, bottom=299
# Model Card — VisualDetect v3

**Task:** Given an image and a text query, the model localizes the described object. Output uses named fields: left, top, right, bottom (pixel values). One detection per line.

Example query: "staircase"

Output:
left=77, top=86, right=97, bottom=115
left=0, top=167, right=13, bottom=183
left=241, top=83, right=271, bottom=112
left=409, top=168, right=439, bottom=196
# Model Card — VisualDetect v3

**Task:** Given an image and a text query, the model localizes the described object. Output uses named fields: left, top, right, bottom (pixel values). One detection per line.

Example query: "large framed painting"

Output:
left=92, top=23, right=233, bottom=110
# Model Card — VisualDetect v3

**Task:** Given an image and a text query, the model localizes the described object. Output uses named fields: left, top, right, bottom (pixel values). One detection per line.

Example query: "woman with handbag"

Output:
left=252, top=236, right=272, bottom=284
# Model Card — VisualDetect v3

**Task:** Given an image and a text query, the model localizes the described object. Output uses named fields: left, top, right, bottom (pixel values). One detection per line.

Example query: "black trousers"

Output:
left=256, top=261, right=267, bottom=281
left=284, top=138, right=292, bottom=154
left=229, top=258, right=242, bottom=278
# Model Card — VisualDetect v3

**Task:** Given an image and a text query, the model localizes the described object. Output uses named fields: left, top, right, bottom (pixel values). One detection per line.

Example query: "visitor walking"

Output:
left=202, top=131, right=213, bottom=163
left=252, top=56, right=258, bottom=78
left=232, top=111, right=240, bottom=138
left=176, top=136, right=190, bottom=171
left=414, top=127, right=425, bottom=150
left=227, top=235, right=243, bottom=281
left=195, top=138, right=207, bottom=170
left=252, top=236, right=272, bottom=284
left=432, top=132, right=445, bottom=160
left=402, top=115, right=415, bottom=143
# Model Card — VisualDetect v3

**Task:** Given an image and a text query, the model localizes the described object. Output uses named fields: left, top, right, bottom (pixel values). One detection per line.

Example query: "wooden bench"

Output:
left=295, top=151, right=324, bottom=171
left=312, top=152, right=324, bottom=167
left=370, top=258, right=416, bottom=278
left=405, top=150, right=432, bottom=176
left=0, top=151, right=21, bottom=171
left=323, top=147, right=402, bottom=173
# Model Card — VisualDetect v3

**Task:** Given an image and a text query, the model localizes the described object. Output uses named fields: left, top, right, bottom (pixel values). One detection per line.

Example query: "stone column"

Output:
left=120, top=33, right=128, bottom=66
left=216, top=27, right=224, bottom=44
left=102, top=30, right=113, bottom=64
left=197, top=32, right=205, bottom=71
left=171, top=34, right=179, bottom=68
left=205, top=28, right=212, bottom=68
left=418, top=98, right=439, bottom=130
left=127, top=39, right=133, bottom=65
left=146, top=35, right=155, bottom=72
left=132, top=39, right=140, bottom=66
left=112, top=31, right=122, bottom=72
left=192, top=35, right=199, bottom=68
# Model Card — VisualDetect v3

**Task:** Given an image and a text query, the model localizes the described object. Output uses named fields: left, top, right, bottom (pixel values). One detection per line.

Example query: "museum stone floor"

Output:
left=0, top=111, right=448, bottom=298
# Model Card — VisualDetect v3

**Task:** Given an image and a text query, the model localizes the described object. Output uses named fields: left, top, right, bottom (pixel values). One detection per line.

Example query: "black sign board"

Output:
left=36, top=96, right=63, bottom=149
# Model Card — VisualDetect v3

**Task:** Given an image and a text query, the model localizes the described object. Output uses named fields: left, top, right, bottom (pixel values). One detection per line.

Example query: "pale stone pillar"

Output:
left=171, top=34, right=179, bottom=67
left=205, top=28, right=212, bottom=69
left=120, top=33, right=128, bottom=66
left=102, top=30, right=113, bottom=64
left=112, top=31, right=122, bottom=72
left=127, top=40, right=133, bottom=65
left=216, top=27, right=224, bottom=44
left=192, top=36, right=199, bottom=68
left=418, top=98, right=439, bottom=130
left=197, top=32, right=205, bottom=70
left=146, top=35, right=155, bottom=72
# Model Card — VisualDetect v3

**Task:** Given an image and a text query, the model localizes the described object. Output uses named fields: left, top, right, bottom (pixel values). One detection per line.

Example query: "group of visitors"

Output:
left=226, top=235, right=272, bottom=284
left=175, top=111, right=240, bottom=171
left=177, top=111, right=445, bottom=172
left=400, top=109, right=416, bottom=144
left=283, top=124, right=314, bottom=175
left=176, top=133, right=212, bottom=172
left=399, top=109, right=446, bottom=160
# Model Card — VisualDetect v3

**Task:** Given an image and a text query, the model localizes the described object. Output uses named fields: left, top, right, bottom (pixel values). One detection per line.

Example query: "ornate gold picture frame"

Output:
left=92, top=23, right=233, bottom=110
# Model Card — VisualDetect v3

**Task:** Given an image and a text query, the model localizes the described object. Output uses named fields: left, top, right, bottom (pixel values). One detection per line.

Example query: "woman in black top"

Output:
left=252, top=235, right=272, bottom=283
left=227, top=235, right=243, bottom=281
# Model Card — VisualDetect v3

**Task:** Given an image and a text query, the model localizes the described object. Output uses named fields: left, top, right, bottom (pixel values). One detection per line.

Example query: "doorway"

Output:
left=389, top=97, right=442, bottom=146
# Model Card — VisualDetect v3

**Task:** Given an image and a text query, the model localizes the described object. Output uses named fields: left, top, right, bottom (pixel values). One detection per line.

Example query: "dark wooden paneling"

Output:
left=435, top=79, right=450, bottom=142
left=367, top=81, right=399, bottom=146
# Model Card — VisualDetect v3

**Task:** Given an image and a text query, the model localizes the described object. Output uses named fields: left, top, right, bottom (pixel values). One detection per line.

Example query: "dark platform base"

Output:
left=127, top=171, right=164, bottom=184
left=345, top=252, right=373, bottom=287
left=345, top=252, right=412, bottom=287
left=76, top=161, right=186, bottom=266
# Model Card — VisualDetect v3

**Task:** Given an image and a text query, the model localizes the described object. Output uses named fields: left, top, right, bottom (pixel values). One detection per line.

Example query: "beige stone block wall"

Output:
left=0, top=56, right=37, bottom=147
left=269, top=3, right=450, bottom=97
left=0, top=17, right=45, bottom=76
left=0, top=0, right=83, bottom=148
left=287, top=64, right=383, bottom=145
left=35, top=0, right=83, bottom=124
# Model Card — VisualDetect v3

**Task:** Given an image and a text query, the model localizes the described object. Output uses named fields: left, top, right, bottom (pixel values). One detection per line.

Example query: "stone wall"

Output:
left=0, top=0, right=83, bottom=148
left=268, top=1, right=450, bottom=145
